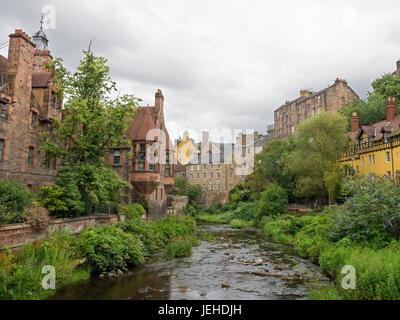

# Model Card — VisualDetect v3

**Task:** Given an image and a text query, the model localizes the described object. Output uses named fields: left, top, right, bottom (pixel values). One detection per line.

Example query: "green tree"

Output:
left=288, top=112, right=349, bottom=207
left=248, top=137, right=296, bottom=199
left=254, top=183, right=288, bottom=219
left=41, top=51, right=140, bottom=212
left=340, top=74, right=400, bottom=128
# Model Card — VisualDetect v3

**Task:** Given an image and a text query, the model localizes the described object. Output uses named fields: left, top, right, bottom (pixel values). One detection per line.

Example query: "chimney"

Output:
left=155, top=89, right=164, bottom=113
left=300, top=89, right=312, bottom=98
left=386, top=96, right=398, bottom=122
left=350, top=112, right=359, bottom=132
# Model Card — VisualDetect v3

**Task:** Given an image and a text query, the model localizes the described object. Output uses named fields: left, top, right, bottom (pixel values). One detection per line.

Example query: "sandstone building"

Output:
left=108, top=90, right=175, bottom=219
left=0, top=27, right=62, bottom=188
left=273, top=79, right=359, bottom=137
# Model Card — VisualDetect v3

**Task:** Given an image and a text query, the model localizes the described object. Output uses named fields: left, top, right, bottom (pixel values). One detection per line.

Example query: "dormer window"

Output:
left=383, top=132, right=388, bottom=143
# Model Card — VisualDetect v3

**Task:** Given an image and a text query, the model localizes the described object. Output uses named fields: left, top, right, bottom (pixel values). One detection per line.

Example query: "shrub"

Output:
left=232, top=202, right=256, bottom=221
left=123, top=203, right=146, bottom=221
left=229, top=219, right=254, bottom=229
left=0, top=180, right=32, bottom=225
left=164, top=241, right=192, bottom=259
left=77, top=225, right=147, bottom=273
left=26, top=204, right=50, bottom=232
left=0, top=232, right=90, bottom=300
left=184, top=204, right=198, bottom=217
left=255, top=184, right=288, bottom=219
left=36, top=185, right=85, bottom=218
left=329, top=177, right=400, bottom=244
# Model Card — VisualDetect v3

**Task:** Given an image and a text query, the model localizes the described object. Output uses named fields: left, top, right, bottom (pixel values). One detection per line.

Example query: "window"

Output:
left=139, top=144, right=146, bottom=171
left=202, top=185, right=206, bottom=191
left=362, top=156, right=364, bottom=166
left=0, top=139, right=4, bottom=161
left=190, top=173, right=193, bottom=180
left=203, top=172, right=206, bottom=179
left=203, top=164, right=207, bottom=170
left=51, top=158, right=56, bottom=169
left=51, top=92, right=55, bottom=107
left=113, top=150, right=121, bottom=166
left=209, top=184, right=213, bottom=191
left=165, top=152, right=171, bottom=176
left=56, top=98, right=61, bottom=110
left=149, top=163, right=155, bottom=172
left=368, top=155, right=371, bottom=165
left=1, top=103, right=7, bottom=119
left=217, top=163, right=220, bottom=169
left=197, top=165, right=200, bottom=171
left=28, top=147, right=34, bottom=165
left=216, top=184, right=220, bottom=191
left=210, top=172, right=213, bottom=179
left=191, top=165, right=194, bottom=172
left=196, top=173, right=200, bottom=179
left=372, top=154, right=375, bottom=165
left=386, top=152, right=391, bottom=163
left=45, top=154, right=50, bottom=168
left=31, top=112, right=37, bottom=128
left=217, top=172, right=220, bottom=179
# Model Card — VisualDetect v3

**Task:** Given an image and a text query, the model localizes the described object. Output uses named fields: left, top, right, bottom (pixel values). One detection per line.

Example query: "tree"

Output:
left=248, top=137, right=296, bottom=200
left=41, top=51, right=141, bottom=212
left=340, top=73, right=400, bottom=128
left=288, top=111, right=349, bottom=207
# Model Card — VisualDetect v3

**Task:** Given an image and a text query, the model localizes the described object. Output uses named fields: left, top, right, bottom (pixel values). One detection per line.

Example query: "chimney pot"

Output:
left=386, top=96, right=398, bottom=122
left=350, top=112, right=359, bottom=132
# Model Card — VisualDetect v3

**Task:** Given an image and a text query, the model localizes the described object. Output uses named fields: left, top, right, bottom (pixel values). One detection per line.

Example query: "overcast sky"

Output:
left=1, top=0, right=400, bottom=142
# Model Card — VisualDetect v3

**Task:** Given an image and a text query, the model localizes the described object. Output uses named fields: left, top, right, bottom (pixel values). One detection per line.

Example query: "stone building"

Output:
left=273, top=79, right=359, bottom=138
left=0, top=27, right=62, bottom=188
left=108, top=90, right=175, bottom=219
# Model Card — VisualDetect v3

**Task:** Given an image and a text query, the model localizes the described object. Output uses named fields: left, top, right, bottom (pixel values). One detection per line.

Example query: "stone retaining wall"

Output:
left=0, top=214, right=124, bottom=250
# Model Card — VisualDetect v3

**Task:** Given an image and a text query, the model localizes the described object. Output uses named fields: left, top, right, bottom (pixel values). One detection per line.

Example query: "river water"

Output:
left=49, top=223, right=331, bottom=300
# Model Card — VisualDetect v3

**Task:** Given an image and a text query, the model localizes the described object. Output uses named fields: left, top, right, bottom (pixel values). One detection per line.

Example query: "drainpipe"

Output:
left=391, top=142, right=395, bottom=183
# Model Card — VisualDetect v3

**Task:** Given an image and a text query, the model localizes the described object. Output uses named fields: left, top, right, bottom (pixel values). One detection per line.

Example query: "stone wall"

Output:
left=0, top=214, right=124, bottom=250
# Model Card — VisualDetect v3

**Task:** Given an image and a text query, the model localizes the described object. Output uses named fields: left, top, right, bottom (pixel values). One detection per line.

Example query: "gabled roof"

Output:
left=352, top=116, right=400, bottom=143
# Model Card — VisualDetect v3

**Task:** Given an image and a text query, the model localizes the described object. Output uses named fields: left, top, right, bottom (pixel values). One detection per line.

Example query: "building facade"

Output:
left=340, top=97, right=400, bottom=181
left=0, top=28, right=62, bottom=188
left=273, top=79, right=359, bottom=137
left=108, top=90, right=175, bottom=219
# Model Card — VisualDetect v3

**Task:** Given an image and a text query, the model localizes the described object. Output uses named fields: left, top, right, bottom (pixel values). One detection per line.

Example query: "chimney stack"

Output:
left=386, top=96, right=398, bottom=122
left=350, top=112, right=359, bottom=132
left=155, top=89, right=164, bottom=113
left=300, top=89, right=312, bottom=98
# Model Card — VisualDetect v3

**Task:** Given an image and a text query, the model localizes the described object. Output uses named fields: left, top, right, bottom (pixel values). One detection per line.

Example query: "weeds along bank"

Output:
left=0, top=204, right=198, bottom=300
left=197, top=176, right=400, bottom=300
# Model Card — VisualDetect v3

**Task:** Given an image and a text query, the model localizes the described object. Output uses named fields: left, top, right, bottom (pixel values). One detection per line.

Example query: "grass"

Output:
left=164, top=241, right=192, bottom=259
left=197, top=211, right=234, bottom=224
left=229, top=219, right=255, bottom=229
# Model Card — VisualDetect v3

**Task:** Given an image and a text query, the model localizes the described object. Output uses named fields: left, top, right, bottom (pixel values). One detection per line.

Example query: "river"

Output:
left=49, top=223, right=331, bottom=300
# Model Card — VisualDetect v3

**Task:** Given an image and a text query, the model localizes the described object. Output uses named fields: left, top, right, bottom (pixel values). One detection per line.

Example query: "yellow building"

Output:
left=340, top=96, right=400, bottom=182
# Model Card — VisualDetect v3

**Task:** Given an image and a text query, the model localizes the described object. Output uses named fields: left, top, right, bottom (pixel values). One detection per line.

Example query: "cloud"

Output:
left=1, top=0, right=400, bottom=142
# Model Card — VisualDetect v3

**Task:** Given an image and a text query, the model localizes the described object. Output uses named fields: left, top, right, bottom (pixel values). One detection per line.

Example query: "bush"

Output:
left=26, top=204, right=50, bottom=232
left=329, top=177, right=400, bottom=244
left=232, top=202, right=256, bottom=221
left=255, top=184, right=288, bottom=219
left=229, top=219, right=254, bottom=229
left=164, top=241, right=192, bottom=259
left=36, top=185, right=85, bottom=218
left=77, top=225, right=147, bottom=273
left=123, top=203, right=146, bottom=221
left=0, top=180, right=32, bottom=225
left=0, top=232, right=90, bottom=300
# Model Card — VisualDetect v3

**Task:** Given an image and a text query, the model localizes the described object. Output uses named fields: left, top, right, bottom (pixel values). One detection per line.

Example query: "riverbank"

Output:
left=197, top=209, right=400, bottom=300
left=49, top=223, right=330, bottom=300
left=0, top=214, right=198, bottom=300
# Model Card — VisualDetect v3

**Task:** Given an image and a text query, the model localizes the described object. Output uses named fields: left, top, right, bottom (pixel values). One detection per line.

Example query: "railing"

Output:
left=86, top=203, right=117, bottom=215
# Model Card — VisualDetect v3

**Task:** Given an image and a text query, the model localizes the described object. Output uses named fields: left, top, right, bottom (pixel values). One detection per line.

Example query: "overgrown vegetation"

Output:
left=164, top=241, right=192, bottom=259
left=0, top=180, right=32, bottom=226
left=174, top=175, right=201, bottom=216
left=262, top=177, right=400, bottom=300
left=0, top=213, right=198, bottom=300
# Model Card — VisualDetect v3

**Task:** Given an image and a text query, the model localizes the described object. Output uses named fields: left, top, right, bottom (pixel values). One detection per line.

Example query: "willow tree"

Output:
left=41, top=51, right=141, bottom=215
left=287, top=111, right=349, bottom=207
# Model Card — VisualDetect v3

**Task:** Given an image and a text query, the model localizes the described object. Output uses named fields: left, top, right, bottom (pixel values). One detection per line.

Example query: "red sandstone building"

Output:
left=108, top=89, right=175, bottom=219
left=0, top=26, right=62, bottom=187
left=0, top=25, right=174, bottom=218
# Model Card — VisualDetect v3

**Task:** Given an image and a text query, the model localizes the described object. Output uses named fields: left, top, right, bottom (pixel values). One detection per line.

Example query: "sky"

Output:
left=1, top=0, right=400, bottom=142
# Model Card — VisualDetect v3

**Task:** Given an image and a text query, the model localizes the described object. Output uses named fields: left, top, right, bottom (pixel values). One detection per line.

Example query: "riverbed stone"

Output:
left=221, top=282, right=230, bottom=288
left=275, top=264, right=290, bottom=270
left=253, top=258, right=263, bottom=266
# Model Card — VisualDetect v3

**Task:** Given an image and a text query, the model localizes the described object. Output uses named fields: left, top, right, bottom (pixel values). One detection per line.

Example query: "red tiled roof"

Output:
left=353, top=116, right=400, bottom=142
left=127, top=106, right=173, bottom=151
left=32, top=72, right=51, bottom=88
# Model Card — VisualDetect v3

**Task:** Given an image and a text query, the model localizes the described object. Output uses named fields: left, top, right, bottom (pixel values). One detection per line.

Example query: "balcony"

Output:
left=129, top=171, right=160, bottom=195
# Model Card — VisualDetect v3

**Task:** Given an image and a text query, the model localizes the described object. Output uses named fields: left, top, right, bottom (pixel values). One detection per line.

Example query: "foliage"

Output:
left=340, top=73, right=400, bottom=128
left=0, top=232, right=90, bottom=300
left=0, top=180, right=32, bottom=225
left=254, top=184, right=288, bottom=219
left=229, top=219, right=254, bottom=229
left=123, top=203, right=146, bottom=221
left=174, top=175, right=201, bottom=204
left=329, top=177, right=400, bottom=244
left=136, top=194, right=149, bottom=211
left=25, top=204, right=50, bottom=232
left=288, top=112, right=349, bottom=205
left=41, top=51, right=139, bottom=216
left=248, top=138, right=296, bottom=199
left=77, top=225, right=147, bottom=273
left=229, top=184, right=252, bottom=205
left=196, top=211, right=234, bottom=224
left=35, top=185, right=84, bottom=218
left=231, top=202, right=256, bottom=221
left=164, top=241, right=192, bottom=259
